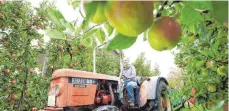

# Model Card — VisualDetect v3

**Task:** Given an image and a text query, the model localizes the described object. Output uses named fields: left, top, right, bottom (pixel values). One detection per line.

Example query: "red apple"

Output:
left=11, top=94, right=17, bottom=99
left=4, top=68, right=10, bottom=73
left=36, top=26, right=40, bottom=30
left=32, top=107, right=38, bottom=111
left=148, top=16, right=182, bottom=51
left=11, top=53, right=16, bottom=57
left=29, top=68, right=34, bottom=73
left=189, top=98, right=195, bottom=104
left=3, top=41, right=8, bottom=46
left=37, top=41, right=42, bottom=46
left=9, top=80, right=16, bottom=84
left=191, top=88, right=197, bottom=95
left=36, top=16, right=40, bottom=20
left=9, top=101, right=14, bottom=105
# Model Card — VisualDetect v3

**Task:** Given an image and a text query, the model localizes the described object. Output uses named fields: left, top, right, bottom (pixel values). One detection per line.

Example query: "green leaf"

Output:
left=47, top=8, right=66, bottom=30
left=83, top=1, right=98, bottom=20
left=45, top=30, right=66, bottom=40
left=181, top=6, right=203, bottom=26
left=59, top=19, right=75, bottom=31
left=184, top=1, right=212, bottom=10
left=96, top=29, right=106, bottom=44
left=84, top=28, right=99, bottom=38
left=82, top=19, right=89, bottom=30
left=211, top=1, right=228, bottom=23
left=105, top=23, right=114, bottom=36
left=80, top=38, right=92, bottom=47
left=107, top=33, right=137, bottom=50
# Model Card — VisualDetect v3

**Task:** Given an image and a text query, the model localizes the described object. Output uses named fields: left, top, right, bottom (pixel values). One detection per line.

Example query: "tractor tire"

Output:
left=141, top=81, right=172, bottom=111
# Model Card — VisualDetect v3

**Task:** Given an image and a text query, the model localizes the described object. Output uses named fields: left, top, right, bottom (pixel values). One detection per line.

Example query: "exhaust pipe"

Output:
left=108, top=83, right=115, bottom=105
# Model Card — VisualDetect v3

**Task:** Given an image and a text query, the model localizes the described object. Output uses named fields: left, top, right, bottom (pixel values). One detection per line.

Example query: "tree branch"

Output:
left=71, top=22, right=109, bottom=40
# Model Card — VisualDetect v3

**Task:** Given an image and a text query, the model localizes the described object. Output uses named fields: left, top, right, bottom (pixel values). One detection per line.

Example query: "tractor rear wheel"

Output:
left=142, top=81, right=172, bottom=111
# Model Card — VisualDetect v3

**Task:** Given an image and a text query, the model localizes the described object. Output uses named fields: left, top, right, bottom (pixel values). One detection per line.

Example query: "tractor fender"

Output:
left=146, top=76, right=168, bottom=100
left=139, top=76, right=169, bottom=107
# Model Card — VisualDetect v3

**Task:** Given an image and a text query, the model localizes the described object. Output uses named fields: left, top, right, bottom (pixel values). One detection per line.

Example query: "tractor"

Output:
left=44, top=43, right=172, bottom=111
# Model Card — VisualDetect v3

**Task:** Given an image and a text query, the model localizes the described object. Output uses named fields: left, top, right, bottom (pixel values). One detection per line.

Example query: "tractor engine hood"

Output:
left=52, top=69, right=119, bottom=81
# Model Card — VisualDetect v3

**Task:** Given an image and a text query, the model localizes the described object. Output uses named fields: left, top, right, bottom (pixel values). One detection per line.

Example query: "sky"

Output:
left=29, top=0, right=178, bottom=77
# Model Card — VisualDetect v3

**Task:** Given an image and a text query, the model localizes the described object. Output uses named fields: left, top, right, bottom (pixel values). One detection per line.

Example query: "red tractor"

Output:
left=44, top=69, right=171, bottom=111
left=44, top=45, right=172, bottom=111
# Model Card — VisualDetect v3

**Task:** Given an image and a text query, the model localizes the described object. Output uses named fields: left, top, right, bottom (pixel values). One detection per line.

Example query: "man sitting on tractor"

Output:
left=122, top=57, right=140, bottom=107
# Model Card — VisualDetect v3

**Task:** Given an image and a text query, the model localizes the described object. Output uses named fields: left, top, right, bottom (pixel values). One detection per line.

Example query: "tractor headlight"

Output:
left=55, top=85, right=60, bottom=96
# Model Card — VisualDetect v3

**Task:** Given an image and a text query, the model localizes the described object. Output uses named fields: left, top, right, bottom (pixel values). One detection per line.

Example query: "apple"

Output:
left=11, top=53, right=16, bottom=57
left=36, top=26, right=40, bottom=30
left=4, top=68, right=10, bottom=73
left=183, top=57, right=188, bottom=63
left=148, top=16, right=182, bottom=51
left=29, top=68, right=34, bottom=73
left=9, top=80, right=16, bottom=84
left=191, top=88, right=197, bottom=96
left=59, top=45, right=64, bottom=50
left=36, top=16, right=40, bottom=20
left=5, top=98, right=11, bottom=102
left=201, top=68, right=208, bottom=78
left=11, top=94, right=17, bottom=99
left=32, top=107, right=38, bottom=111
left=189, top=97, right=195, bottom=104
left=9, top=101, right=14, bottom=105
left=207, top=84, right=216, bottom=93
left=105, top=1, right=154, bottom=37
left=3, top=41, right=8, bottom=46
left=37, top=41, right=42, bottom=46
left=217, top=66, right=227, bottom=76
left=205, top=60, right=215, bottom=68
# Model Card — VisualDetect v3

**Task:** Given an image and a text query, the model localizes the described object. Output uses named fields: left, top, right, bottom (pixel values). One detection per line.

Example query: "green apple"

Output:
left=217, top=66, right=228, bottom=76
left=105, top=1, right=154, bottom=37
left=148, top=16, right=182, bottom=51
left=205, top=60, right=216, bottom=69
left=201, top=68, right=208, bottom=78
left=207, top=84, right=217, bottom=93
